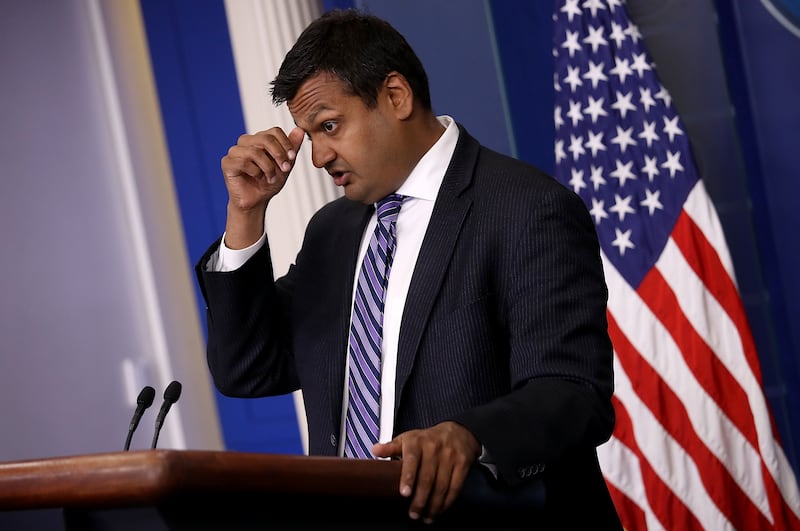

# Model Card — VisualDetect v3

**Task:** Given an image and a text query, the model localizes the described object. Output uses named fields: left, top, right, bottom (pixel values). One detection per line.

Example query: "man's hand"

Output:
left=372, top=421, right=481, bottom=524
left=221, top=126, right=305, bottom=249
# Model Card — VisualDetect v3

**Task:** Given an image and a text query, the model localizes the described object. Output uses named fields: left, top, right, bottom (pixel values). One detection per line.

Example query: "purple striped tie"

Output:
left=344, top=194, right=405, bottom=459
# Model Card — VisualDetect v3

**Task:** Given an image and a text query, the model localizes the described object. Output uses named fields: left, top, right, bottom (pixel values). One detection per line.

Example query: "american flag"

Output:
left=552, top=0, right=800, bottom=528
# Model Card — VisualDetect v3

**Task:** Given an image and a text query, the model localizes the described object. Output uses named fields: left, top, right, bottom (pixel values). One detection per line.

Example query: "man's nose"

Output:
left=311, top=140, right=335, bottom=169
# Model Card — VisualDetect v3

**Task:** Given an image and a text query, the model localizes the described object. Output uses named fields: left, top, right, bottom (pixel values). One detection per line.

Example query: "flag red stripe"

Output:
left=636, top=267, right=759, bottom=450
left=610, top=393, right=704, bottom=530
left=608, top=312, right=770, bottom=528
left=606, top=479, right=648, bottom=531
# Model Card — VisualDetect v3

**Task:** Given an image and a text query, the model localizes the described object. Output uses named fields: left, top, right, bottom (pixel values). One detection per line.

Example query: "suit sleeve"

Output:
left=450, top=183, right=615, bottom=485
left=195, top=237, right=300, bottom=398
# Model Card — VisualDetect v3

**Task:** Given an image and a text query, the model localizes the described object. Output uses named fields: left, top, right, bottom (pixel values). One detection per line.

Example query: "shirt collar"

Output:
left=395, top=115, right=459, bottom=202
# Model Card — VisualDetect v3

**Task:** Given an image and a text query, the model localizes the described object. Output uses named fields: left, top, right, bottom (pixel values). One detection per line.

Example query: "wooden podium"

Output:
left=0, top=450, right=543, bottom=530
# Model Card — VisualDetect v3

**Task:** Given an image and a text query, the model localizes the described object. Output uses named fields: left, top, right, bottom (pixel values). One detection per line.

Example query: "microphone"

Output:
left=124, top=386, right=155, bottom=451
left=150, top=380, right=182, bottom=449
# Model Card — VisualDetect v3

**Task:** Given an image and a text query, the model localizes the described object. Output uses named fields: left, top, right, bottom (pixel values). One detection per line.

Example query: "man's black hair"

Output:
left=270, top=9, right=432, bottom=110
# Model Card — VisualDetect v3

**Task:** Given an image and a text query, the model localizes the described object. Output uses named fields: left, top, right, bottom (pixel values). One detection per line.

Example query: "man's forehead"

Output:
left=287, top=73, right=356, bottom=125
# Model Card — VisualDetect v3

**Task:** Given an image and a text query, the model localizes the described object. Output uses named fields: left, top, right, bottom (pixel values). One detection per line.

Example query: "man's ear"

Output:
left=383, top=72, right=414, bottom=120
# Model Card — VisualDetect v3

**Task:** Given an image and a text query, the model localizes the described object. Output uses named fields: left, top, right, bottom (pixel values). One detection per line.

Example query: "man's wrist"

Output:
left=224, top=202, right=267, bottom=249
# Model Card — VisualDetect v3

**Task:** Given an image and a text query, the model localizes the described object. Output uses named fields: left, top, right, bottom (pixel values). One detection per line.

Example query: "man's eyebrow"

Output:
left=305, top=104, right=331, bottom=127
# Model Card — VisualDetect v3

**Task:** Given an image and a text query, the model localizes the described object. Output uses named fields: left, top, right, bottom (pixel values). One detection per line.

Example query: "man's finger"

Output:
left=288, top=126, right=305, bottom=155
left=442, top=462, right=470, bottom=513
left=422, top=461, right=454, bottom=523
left=407, top=445, right=438, bottom=521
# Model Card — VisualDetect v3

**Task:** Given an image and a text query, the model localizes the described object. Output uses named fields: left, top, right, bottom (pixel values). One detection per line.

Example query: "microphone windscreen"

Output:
left=137, top=386, right=156, bottom=407
left=164, top=380, right=182, bottom=403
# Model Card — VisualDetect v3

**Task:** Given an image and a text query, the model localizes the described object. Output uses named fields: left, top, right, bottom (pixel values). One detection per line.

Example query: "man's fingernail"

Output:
left=409, top=512, right=419, bottom=520
left=400, top=485, right=411, bottom=497
left=423, top=517, right=434, bottom=525
left=288, top=150, right=296, bottom=160
left=281, top=161, right=291, bottom=172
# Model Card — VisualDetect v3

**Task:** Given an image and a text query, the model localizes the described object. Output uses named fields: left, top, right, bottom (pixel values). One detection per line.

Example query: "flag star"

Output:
left=583, top=26, right=608, bottom=53
left=555, top=140, right=567, bottom=164
left=582, top=0, right=606, bottom=17
left=561, top=0, right=582, bottom=22
left=567, top=100, right=584, bottom=126
left=569, top=168, right=587, bottom=193
left=639, top=87, right=657, bottom=113
left=554, top=71, right=561, bottom=92
left=585, top=130, right=607, bottom=157
left=631, top=53, right=652, bottom=77
left=607, top=0, right=624, bottom=11
left=655, top=86, right=672, bottom=108
left=661, top=150, right=684, bottom=177
left=662, top=115, right=684, bottom=142
left=563, top=65, right=584, bottom=92
left=584, top=95, right=609, bottom=123
left=561, top=30, right=582, bottom=58
left=590, top=164, right=607, bottom=190
left=611, top=91, right=637, bottom=119
left=568, top=134, right=587, bottom=160
left=609, top=193, right=636, bottom=221
left=638, top=120, right=660, bottom=147
left=640, top=188, right=664, bottom=215
left=609, top=57, right=634, bottom=84
left=611, top=126, right=637, bottom=153
left=610, top=159, right=637, bottom=187
left=641, top=155, right=660, bottom=181
left=625, top=21, right=643, bottom=43
left=589, top=197, right=609, bottom=225
left=583, top=60, right=608, bottom=89
left=555, top=105, right=565, bottom=130
left=609, top=22, right=626, bottom=47
left=611, top=227, right=635, bottom=256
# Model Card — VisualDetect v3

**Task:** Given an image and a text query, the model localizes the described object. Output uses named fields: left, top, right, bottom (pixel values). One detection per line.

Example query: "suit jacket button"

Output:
left=330, top=434, right=337, bottom=447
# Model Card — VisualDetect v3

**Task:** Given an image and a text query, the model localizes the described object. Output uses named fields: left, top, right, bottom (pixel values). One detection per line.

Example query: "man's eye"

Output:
left=322, top=121, right=336, bottom=132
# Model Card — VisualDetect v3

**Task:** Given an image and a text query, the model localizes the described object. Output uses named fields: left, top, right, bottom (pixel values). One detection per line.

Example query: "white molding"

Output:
left=84, top=0, right=223, bottom=451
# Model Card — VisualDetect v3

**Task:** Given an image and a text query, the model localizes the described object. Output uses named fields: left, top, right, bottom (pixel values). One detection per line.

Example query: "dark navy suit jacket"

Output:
left=196, top=125, right=621, bottom=528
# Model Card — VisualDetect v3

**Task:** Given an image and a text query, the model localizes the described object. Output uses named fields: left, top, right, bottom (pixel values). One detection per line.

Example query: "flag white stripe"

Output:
left=598, top=434, right=667, bottom=531
left=682, top=182, right=736, bottom=280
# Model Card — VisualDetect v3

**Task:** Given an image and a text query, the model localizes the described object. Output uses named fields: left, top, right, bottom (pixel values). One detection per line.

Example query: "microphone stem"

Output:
left=151, top=418, right=164, bottom=449
left=124, top=430, right=134, bottom=451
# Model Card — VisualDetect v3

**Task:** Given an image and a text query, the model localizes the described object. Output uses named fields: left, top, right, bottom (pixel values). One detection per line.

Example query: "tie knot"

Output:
left=375, top=194, right=405, bottom=224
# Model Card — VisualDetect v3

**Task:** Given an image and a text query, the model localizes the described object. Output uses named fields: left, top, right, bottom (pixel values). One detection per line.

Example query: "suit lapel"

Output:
left=328, top=200, right=374, bottom=431
left=394, top=126, right=480, bottom=411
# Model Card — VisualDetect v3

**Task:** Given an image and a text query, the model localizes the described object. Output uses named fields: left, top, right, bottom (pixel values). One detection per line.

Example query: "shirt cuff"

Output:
left=207, top=231, right=267, bottom=272
left=478, top=445, right=498, bottom=479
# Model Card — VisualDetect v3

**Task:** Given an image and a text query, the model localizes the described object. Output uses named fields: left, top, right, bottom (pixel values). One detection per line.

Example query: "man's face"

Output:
left=288, top=72, right=408, bottom=205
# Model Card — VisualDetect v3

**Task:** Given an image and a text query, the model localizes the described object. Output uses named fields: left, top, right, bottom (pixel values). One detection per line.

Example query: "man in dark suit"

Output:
left=196, top=8, right=620, bottom=529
